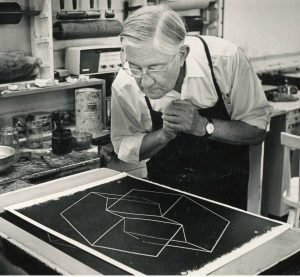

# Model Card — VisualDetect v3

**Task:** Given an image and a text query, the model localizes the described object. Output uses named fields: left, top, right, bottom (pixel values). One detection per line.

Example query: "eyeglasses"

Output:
left=121, top=50, right=178, bottom=79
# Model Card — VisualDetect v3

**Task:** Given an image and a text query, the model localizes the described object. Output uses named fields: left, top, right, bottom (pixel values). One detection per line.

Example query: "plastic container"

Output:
left=72, top=131, right=92, bottom=151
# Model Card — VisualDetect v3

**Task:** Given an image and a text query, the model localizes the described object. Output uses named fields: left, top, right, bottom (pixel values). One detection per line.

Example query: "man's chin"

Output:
left=144, top=90, right=166, bottom=99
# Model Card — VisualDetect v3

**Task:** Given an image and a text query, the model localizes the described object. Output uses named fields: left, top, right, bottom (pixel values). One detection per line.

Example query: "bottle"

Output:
left=51, top=112, right=72, bottom=155
left=284, top=78, right=290, bottom=95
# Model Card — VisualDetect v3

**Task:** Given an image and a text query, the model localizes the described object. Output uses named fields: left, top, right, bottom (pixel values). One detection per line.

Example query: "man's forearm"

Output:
left=139, top=129, right=174, bottom=161
left=139, top=118, right=266, bottom=161
left=209, top=118, right=266, bottom=145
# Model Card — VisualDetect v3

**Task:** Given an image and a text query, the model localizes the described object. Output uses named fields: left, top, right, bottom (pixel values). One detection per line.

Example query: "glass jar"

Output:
left=0, top=126, right=20, bottom=152
left=26, top=121, right=43, bottom=149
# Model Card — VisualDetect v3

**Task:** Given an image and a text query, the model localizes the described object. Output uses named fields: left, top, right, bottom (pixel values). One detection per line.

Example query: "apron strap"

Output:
left=145, top=95, right=152, bottom=110
left=197, top=36, right=223, bottom=100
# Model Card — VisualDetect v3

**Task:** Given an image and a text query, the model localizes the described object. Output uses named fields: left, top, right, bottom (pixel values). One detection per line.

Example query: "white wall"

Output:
left=223, top=0, right=300, bottom=59
left=0, top=0, right=31, bottom=54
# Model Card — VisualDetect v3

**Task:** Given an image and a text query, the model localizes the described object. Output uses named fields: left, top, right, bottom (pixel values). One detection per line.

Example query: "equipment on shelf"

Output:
left=56, top=0, right=100, bottom=20
left=53, top=19, right=122, bottom=40
left=0, top=2, right=40, bottom=24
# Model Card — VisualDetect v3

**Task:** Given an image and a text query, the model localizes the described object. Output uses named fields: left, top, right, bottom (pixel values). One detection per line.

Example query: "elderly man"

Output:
left=111, top=5, right=272, bottom=209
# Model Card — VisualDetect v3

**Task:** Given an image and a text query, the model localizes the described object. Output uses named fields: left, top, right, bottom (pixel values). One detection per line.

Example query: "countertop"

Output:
left=0, top=141, right=101, bottom=194
left=267, top=90, right=300, bottom=117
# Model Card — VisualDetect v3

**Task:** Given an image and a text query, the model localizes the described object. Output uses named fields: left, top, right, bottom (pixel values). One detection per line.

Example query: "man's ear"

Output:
left=179, top=45, right=190, bottom=66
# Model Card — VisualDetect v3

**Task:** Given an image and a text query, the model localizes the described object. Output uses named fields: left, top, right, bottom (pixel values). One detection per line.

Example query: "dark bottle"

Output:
left=52, top=129, right=73, bottom=155
left=51, top=112, right=72, bottom=155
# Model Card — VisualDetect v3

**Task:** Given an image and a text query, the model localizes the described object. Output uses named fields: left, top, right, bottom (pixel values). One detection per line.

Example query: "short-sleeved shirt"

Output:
left=111, top=36, right=272, bottom=164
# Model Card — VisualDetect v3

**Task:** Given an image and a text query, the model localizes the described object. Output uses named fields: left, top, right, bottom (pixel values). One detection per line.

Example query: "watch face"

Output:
left=206, top=122, right=215, bottom=135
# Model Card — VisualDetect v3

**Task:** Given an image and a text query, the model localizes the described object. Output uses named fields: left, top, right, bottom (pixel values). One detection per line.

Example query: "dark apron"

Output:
left=146, top=36, right=249, bottom=210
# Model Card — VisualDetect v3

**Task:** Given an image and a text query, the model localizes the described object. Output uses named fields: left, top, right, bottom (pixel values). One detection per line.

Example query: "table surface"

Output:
left=0, top=141, right=100, bottom=193
left=269, top=92, right=300, bottom=117
left=0, top=168, right=299, bottom=275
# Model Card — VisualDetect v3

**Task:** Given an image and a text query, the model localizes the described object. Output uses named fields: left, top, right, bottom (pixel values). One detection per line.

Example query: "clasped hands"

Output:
left=161, top=99, right=207, bottom=141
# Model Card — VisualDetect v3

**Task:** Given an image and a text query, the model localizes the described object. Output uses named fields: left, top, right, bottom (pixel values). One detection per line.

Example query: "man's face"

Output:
left=124, top=44, right=181, bottom=99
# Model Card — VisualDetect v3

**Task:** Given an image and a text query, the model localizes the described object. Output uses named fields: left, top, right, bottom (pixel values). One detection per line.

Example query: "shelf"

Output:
left=0, top=78, right=105, bottom=98
left=53, top=36, right=121, bottom=51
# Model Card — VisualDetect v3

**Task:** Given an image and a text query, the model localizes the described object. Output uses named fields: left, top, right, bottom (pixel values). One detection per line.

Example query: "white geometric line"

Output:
left=162, top=195, right=183, bottom=217
left=155, top=226, right=184, bottom=257
left=108, top=198, right=160, bottom=209
left=128, top=189, right=181, bottom=196
left=209, top=220, right=230, bottom=253
left=124, top=217, right=182, bottom=226
left=94, top=192, right=122, bottom=198
left=106, top=189, right=180, bottom=212
left=108, top=197, right=159, bottom=206
left=93, top=245, right=163, bottom=258
left=125, top=232, right=141, bottom=241
left=92, top=218, right=124, bottom=245
left=60, top=213, right=94, bottom=246
left=157, top=216, right=187, bottom=242
left=108, top=210, right=161, bottom=218
left=124, top=231, right=179, bottom=242
left=165, top=243, right=209, bottom=252
left=141, top=239, right=209, bottom=252
left=48, top=234, right=77, bottom=249
left=185, top=195, right=230, bottom=222
left=104, top=198, right=124, bottom=219
left=95, top=192, right=157, bottom=204
left=47, top=232, right=52, bottom=242
left=60, top=192, right=95, bottom=215
left=106, top=189, right=136, bottom=210
left=174, top=241, right=210, bottom=252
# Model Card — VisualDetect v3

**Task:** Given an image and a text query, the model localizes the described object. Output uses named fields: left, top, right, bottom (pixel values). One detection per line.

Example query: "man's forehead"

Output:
left=125, top=45, right=173, bottom=65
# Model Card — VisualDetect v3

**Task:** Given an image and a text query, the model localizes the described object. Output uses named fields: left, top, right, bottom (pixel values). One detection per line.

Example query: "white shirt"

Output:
left=111, top=36, right=272, bottom=164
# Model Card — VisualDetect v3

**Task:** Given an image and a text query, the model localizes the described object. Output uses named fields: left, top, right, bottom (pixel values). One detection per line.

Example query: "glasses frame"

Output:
left=121, top=50, right=179, bottom=79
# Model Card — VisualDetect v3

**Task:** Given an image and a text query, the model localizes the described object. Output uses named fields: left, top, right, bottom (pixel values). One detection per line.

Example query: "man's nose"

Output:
left=140, top=71, right=154, bottom=88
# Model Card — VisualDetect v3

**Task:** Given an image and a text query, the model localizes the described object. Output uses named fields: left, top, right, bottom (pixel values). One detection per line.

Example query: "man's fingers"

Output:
left=162, top=114, right=184, bottom=124
left=164, top=120, right=184, bottom=132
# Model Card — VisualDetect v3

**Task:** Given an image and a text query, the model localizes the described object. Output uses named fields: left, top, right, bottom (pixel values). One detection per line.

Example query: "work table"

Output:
left=0, top=141, right=101, bottom=194
left=0, top=168, right=299, bottom=275
left=268, top=91, right=300, bottom=117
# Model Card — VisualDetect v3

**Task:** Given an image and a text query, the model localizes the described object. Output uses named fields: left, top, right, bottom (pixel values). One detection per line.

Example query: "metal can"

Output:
left=75, top=88, right=104, bottom=138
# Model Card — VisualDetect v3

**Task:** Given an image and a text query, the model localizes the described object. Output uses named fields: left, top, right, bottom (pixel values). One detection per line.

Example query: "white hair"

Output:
left=120, top=5, right=186, bottom=55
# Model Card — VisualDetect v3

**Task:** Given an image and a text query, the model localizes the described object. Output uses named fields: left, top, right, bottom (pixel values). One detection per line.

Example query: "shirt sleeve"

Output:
left=227, top=47, right=272, bottom=130
left=110, top=82, right=149, bottom=164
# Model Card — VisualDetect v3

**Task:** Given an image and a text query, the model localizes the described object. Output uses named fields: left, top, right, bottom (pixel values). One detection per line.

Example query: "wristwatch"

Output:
left=204, top=117, right=215, bottom=137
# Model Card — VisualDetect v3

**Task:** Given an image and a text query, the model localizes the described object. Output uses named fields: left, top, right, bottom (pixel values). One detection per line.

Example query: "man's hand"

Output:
left=162, top=99, right=207, bottom=136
